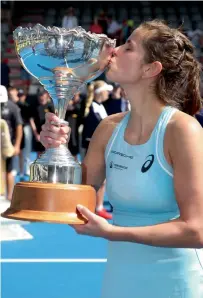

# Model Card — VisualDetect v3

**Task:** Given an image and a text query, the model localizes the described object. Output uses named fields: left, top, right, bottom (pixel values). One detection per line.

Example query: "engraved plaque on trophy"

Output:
left=1, top=24, right=116, bottom=224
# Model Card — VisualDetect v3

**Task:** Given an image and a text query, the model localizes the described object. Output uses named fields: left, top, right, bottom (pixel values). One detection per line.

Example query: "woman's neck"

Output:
left=124, top=85, right=166, bottom=137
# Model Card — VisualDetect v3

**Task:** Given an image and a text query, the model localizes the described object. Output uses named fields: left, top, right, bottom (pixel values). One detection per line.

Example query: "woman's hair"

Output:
left=84, top=80, right=106, bottom=117
left=139, top=20, right=202, bottom=115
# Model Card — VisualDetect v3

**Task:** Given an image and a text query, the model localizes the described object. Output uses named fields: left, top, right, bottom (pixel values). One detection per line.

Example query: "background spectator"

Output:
left=97, top=10, right=108, bottom=34
left=107, top=14, right=122, bottom=40
left=0, top=85, right=23, bottom=201
left=30, top=90, right=54, bottom=155
left=104, top=83, right=130, bottom=115
left=89, top=16, right=103, bottom=34
left=0, top=119, right=15, bottom=196
left=17, top=89, right=33, bottom=178
left=1, top=58, right=10, bottom=88
left=65, top=92, right=84, bottom=160
left=62, top=7, right=78, bottom=29
left=82, top=80, right=112, bottom=153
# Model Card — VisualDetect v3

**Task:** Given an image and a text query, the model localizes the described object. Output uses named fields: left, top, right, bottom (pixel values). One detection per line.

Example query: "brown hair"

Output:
left=139, top=20, right=202, bottom=115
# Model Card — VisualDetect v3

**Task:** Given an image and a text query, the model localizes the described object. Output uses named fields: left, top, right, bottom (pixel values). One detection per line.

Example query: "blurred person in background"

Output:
left=97, top=10, right=108, bottom=35
left=17, top=89, right=33, bottom=179
left=20, top=66, right=31, bottom=94
left=1, top=57, right=10, bottom=88
left=104, top=83, right=130, bottom=115
left=90, top=16, right=103, bottom=34
left=1, top=119, right=14, bottom=196
left=8, top=86, right=25, bottom=176
left=8, top=86, right=19, bottom=103
left=187, top=21, right=203, bottom=61
left=120, top=19, right=135, bottom=44
left=81, top=80, right=113, bottom=220
left=107, top=14, right=122, bottom=41
left=62, top=7, right=78, bottom=30
left=30, top=90, right=54, bottom=156
left=195, top=108, right=203, bottom=127
left=0, top=84, right=15, bottom=196
left=65, top=92, right=84, bottom=160
left=0, top=85, right=23, bottom=201
left=82, top=80, right=113, bottom=154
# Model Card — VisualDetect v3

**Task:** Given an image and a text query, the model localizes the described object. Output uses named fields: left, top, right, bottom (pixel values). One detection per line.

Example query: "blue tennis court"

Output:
left=1, top=152, right=110, bottom=298
left=1, top=223, right=108, bottom=298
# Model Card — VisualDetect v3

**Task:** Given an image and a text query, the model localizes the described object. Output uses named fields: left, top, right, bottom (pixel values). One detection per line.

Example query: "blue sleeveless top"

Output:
left=105, top=106, right=178, bottom=226
left=101, top=106, right=203, bottom=298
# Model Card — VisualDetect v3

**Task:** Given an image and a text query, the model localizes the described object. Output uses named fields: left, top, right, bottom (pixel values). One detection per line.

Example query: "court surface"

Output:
left=1, top=153, right=110, bottom=298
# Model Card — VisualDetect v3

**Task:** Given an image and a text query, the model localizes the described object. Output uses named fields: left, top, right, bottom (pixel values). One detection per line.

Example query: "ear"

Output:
left=142, top=61, right=162, bottom=79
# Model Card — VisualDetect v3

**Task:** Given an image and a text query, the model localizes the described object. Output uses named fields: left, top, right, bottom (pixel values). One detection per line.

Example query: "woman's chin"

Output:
left=106, top=68, right=116, bottom=82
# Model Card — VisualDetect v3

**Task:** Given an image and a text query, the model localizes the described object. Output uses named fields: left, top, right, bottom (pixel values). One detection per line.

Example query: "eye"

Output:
left=125, top=46, right=131, bottom=51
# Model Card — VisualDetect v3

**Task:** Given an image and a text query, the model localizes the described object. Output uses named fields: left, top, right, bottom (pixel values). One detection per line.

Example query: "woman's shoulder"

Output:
left=90, top=112, right=128, bottom=149
left=100, top=111, right=128, bottom=131
left=168, top=110, right=202, bottom=136
left=166, top=110, right=203, bottom=152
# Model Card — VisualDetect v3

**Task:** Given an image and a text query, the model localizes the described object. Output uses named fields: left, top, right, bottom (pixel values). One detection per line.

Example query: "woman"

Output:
left=82, top=80, right=113, bottom=154
left=40, top=20, right=203, bottom=297
left=81, top=80, right=113, bottom=220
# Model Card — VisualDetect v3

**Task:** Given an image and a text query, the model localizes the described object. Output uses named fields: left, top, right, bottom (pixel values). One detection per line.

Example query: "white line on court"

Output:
left=0, top=259, right=107, bottom=263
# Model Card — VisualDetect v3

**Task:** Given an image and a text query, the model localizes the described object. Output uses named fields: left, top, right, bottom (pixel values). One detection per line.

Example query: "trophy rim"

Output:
left=13, top=23, right=116, bottom=46
left=14, top=181, right=96, bottom=191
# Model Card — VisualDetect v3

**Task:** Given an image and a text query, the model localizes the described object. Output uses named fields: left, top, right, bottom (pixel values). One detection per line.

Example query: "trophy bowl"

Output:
left=1, top=24, right=116, bottom=224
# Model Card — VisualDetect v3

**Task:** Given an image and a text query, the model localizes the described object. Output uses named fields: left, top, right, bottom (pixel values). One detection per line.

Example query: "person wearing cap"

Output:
left=82, top=80, right=113, bottom=153
left=81, top=80, right=113, bottom=220
left=0, top=85, right=23, bottom=200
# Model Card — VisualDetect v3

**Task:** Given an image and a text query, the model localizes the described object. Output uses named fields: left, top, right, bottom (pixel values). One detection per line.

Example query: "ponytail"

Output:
left=84, top=83, right=95, bottom=117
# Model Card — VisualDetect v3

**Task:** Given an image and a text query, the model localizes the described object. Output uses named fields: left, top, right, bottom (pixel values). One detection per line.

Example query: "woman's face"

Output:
left=106, top=29, right=146, bottom=85
left=101, top=90, right=109, bottom=102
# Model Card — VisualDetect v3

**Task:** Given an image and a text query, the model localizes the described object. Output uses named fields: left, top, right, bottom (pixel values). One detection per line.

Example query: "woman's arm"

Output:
left=30, top=118, right=40, bottom=141
left=40, top=111, right=126, bottom=191
left=106, top=114, right=203, bottom=248
left=82, top=113, right=124, bottom=190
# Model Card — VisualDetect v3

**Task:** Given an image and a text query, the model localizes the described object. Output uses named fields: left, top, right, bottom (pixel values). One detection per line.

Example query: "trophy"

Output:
left=1, top=24, right=116, bottom=224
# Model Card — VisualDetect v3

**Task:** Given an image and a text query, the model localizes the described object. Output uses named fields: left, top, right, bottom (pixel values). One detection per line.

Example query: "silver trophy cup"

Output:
left=1, top=24, right=116, bottom=224
left=15, top=24, right=116, bottom=184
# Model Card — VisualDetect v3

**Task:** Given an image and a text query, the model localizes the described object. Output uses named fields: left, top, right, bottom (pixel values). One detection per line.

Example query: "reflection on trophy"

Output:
left=1, top=24, right=116, bottom=224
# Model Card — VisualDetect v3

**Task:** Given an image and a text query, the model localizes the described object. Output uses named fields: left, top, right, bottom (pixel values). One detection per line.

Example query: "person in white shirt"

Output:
left=82, top=80, right=113, bottom=220
left=62, top=7, right=78, bottom=30
left=82, top=80, right=113, bottom=152
left=107, top=14, right=122, bottom=39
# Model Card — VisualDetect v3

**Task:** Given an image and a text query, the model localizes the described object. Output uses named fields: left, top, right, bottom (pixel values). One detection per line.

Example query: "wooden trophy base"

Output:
left=1, top=182, right=96, bottom=224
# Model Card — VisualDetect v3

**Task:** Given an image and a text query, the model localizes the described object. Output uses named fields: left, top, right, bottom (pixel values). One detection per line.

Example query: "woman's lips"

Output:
left=108, top=57, right=115, bottom=65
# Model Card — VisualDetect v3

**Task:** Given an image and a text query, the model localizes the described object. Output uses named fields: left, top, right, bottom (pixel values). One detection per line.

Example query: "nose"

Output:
left=112, top=47, right=119, bottom=57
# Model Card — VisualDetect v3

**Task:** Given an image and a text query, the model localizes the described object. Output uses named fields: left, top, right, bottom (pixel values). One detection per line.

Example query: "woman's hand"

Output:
left=40, top=112, right=70, bottom=148
left=70, top=205, right=113, bottom=239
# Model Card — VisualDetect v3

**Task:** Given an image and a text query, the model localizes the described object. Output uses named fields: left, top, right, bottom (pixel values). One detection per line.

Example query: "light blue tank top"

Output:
left=105, top=106, right=179, bottom=226
left=102, top=106, right=203, bottom=298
